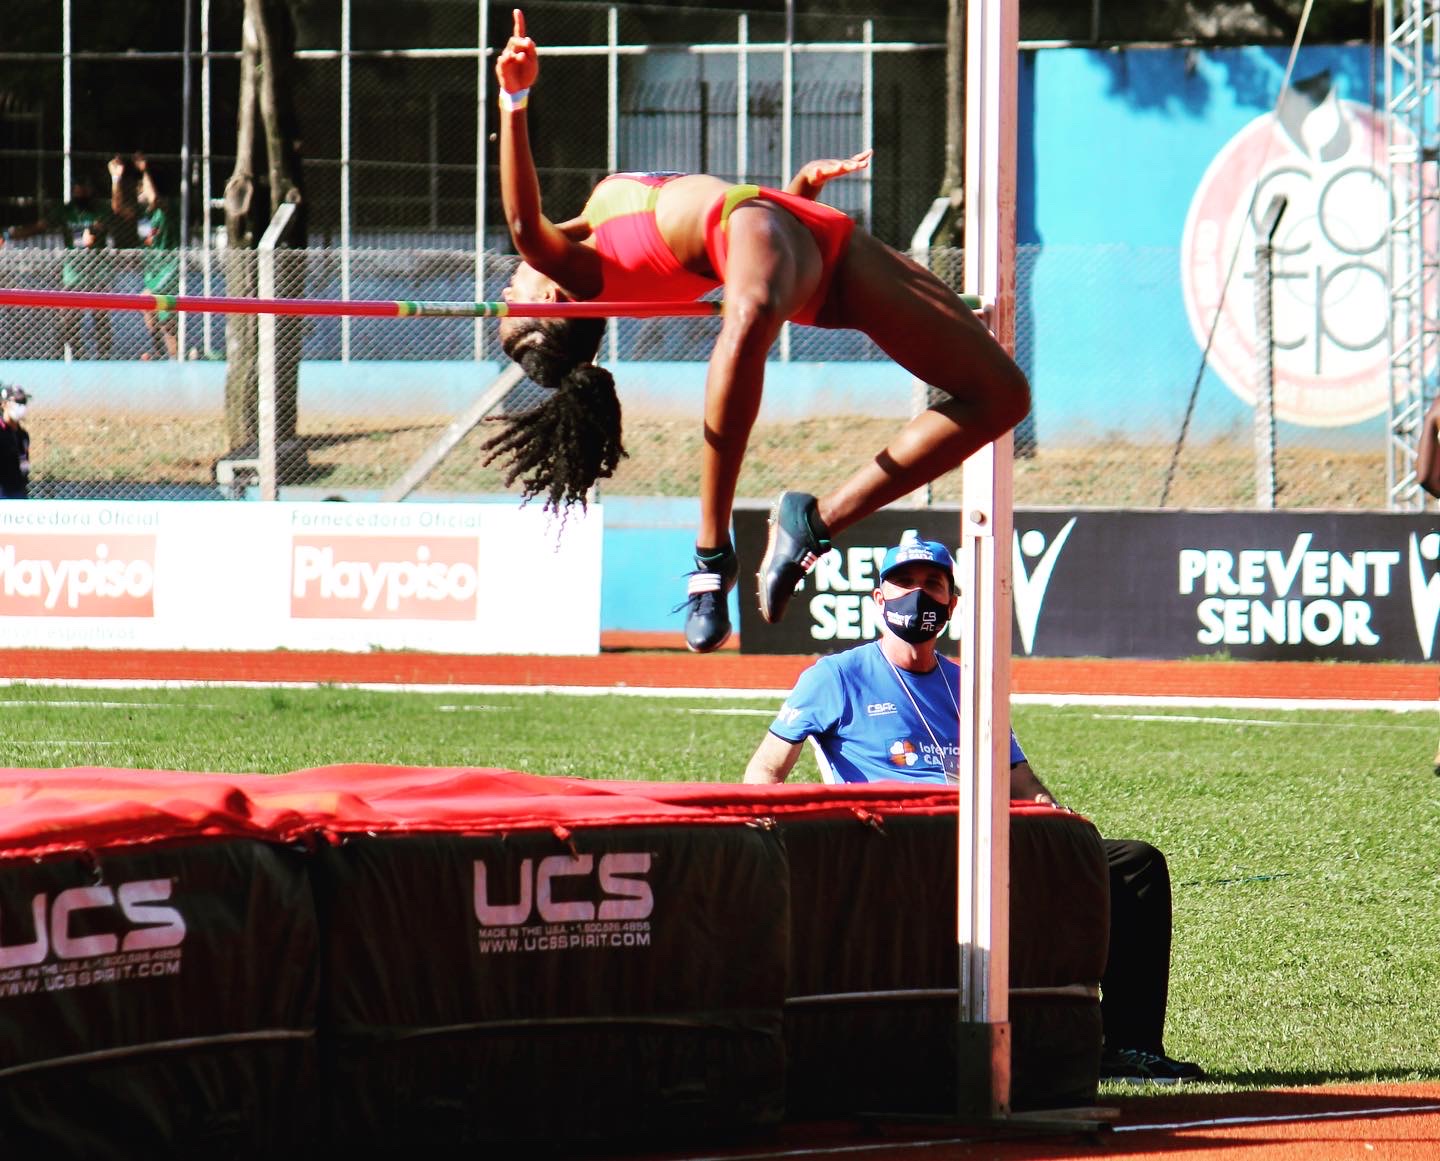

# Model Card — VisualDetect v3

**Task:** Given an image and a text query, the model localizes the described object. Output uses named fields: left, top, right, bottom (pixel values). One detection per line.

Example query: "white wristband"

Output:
left=499, top=88, right=530, bottom=112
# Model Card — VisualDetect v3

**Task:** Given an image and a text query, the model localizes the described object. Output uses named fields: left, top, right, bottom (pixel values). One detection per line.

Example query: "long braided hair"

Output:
left=482, top=315, right=626, bottom=516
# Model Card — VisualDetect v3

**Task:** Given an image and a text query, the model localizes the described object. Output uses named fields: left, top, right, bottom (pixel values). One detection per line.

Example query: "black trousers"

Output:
left=1100, top=838, right=1173, bottom=1054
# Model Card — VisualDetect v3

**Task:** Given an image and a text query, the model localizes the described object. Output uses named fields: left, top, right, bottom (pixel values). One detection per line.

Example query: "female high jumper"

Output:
left=488, top=9, right=1030, bottom=653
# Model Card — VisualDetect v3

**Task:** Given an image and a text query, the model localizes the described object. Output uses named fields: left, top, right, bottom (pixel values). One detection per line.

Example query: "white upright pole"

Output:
left=607, top=6, right=620, bottom=365
left=60, top=0, right=72, bottom=361
left=179, top=0, right=194, bottom=360
left=62, top=0, right=72, bottom=202
left=861, top=20, right=873, bottom=228
left=340, top=0, right=352, bottom=363
left=780, top=0, right=794, bottom=362
left=256, top=202, right=297, bottom=502
left=957, top=0, right=1017, bottom=1120
left=1253, top=195, right=1286, bottom=509
left=201, top=0, right=213, bottom=354
left=475, top=0, right=489, bottom=362
left=736, top=15, right=748, bottom=182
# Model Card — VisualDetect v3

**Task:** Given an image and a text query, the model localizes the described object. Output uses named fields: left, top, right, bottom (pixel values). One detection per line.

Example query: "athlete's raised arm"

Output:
left=496, top=10, right=598, bottom=291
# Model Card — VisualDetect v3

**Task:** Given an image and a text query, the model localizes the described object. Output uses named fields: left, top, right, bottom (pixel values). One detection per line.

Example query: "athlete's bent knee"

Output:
left=970, top=364, right=1030, bottom=437
left=993, top=368, right=1032, bottom=433
left=720, top=293, right=789, bottom=345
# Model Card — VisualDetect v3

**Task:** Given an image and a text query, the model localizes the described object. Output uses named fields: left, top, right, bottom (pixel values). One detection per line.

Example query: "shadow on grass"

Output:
left=1218, top=1066, right=1440, bottom=1089
left=1102, top=1069, right=1440, bottom=1129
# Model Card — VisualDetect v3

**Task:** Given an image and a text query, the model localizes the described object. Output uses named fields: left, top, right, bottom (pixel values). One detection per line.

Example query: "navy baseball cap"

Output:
left=879, top=531, right=955, bottom=585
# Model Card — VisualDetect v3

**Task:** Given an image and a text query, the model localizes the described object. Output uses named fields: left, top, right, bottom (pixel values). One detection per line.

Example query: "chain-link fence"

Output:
left=0, top=2, right=1398, bottom=511
left=0, top=238, right=1390, bottom=509
left=0, top=2, right=947, bottom=251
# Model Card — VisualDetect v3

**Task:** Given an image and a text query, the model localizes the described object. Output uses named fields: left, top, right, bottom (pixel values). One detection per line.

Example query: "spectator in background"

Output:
left=107, top=155, right=143, bottom=250
left=0, top=385, right=33, bottom=499
left=137, top=160, right=180, bottom=360
left=0, top=172, right=113, bottom=359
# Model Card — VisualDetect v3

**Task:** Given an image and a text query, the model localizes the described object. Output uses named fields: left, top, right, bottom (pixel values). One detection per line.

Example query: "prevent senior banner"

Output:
left=736, top=508, right=1440, bottom=661
left=0, top=500, right=600, bottom=654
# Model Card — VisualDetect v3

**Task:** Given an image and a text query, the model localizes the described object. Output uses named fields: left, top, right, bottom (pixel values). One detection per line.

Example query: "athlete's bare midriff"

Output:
left=646, top=174, right=734, bottom=273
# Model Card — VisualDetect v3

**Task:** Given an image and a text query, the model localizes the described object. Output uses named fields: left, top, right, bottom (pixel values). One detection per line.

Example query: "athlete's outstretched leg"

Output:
left=757, top=231, right=1029, bottom=624
left=689, top=202, right=821, bottom=649
left=820, top=231, right=1029, bottom=534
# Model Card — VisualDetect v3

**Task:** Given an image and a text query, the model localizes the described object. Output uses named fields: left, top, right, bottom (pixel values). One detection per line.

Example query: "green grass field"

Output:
left=2, top=682, right=1436, bottom=1092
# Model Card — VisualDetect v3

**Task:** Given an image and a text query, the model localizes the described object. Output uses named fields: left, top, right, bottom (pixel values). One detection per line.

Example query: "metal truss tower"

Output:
left=1387, top=0, right=1440, bottom=508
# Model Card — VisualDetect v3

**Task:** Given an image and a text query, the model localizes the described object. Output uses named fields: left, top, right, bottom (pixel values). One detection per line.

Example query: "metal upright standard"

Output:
left=1386, top=0, right=1440, bottom=509
left=957, top=0, right=1016, bottom=1120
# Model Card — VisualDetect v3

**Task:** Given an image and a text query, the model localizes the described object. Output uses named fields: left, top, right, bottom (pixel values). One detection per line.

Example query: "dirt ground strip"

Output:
left=34, top=411, right=1390, bottom=510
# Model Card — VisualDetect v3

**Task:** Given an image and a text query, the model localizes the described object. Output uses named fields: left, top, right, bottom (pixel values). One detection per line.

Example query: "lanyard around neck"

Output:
left=877, top=642, right=960, bottom=780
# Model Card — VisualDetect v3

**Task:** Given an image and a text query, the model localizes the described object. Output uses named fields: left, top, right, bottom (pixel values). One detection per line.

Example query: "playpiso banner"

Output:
left=734, top=507, right=1440, bottom=662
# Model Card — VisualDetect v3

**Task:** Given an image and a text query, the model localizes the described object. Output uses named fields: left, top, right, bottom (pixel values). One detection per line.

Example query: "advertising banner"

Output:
left=737, top=507, right=1440, bottom=661
left=1022, top=45, right=1392, bottom=443
left=0, top=501, right=601, bottom=654
left=735, top=507, right=969, bottom=657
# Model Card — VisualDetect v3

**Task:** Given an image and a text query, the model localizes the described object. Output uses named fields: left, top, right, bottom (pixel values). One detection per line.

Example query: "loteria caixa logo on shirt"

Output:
left=0, top=534, right=156, bottom=617
left=1180, top=72, right=1420, bottom=428
left=290, top=535, right=480, bottom=620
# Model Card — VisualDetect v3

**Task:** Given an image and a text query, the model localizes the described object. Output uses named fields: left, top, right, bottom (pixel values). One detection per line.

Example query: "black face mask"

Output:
left=880, top=588, right=951, bottom=644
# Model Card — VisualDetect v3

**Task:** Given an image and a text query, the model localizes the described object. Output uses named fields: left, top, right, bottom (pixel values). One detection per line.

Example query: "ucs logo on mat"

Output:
left=1180, top=72, right=1417, bottom=427
left=473, top=853, right=653, bottom=955
left=0, top=879, right=186, bottom=995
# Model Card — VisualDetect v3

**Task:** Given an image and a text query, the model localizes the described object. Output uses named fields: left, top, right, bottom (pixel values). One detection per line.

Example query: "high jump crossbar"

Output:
left=0, top=286, right=721, bottom=320
left=0, top=286, right=987, bottom=320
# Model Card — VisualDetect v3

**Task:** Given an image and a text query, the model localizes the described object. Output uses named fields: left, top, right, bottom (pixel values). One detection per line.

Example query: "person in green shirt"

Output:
left=138, top=161, right=181, bottom=360
left=0, top=173, right=113, bottom=358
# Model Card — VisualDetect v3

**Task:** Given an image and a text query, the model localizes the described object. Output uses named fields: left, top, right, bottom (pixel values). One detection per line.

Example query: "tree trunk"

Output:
left=222, top=6, right=259, bottom=451
left=935, top=0, right=965, bottom=251
left=221, top=0, right=305, bottom=461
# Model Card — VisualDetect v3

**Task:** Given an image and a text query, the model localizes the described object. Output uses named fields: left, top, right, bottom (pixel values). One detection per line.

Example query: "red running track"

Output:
left=0, top=646, right=1435, bottom=703
left=633, top=1082, right=1440, bottom=1160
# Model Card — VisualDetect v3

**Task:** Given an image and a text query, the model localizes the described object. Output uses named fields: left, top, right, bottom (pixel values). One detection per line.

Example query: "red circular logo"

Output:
left=1180, top=90, right=1411, bottom=427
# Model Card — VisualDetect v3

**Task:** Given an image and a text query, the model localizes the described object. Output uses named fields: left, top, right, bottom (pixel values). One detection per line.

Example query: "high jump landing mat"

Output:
left=0, top=765, right=1107, bottom=1155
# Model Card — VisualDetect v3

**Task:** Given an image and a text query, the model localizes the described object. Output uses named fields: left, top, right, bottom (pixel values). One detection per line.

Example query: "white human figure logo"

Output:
left=1012, top=518, right=1076, bottom=656
left=1408, top=532, right=1440, bottom=660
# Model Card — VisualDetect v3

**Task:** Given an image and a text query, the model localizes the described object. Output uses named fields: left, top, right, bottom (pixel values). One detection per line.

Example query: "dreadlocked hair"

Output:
left=482, top=316, right=625, bottom=516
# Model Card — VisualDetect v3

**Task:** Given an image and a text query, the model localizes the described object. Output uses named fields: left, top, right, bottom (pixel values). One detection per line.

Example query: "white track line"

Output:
left=659, top=1102, right=1440, bottom=1160
left=663, top=1138, right=991, bottom=1160
left=0, top=677, right=1433, bottom=712
left=1115, top=1102, right=1440, bottom=1133
left=1014, top=693, right=1438, bottom=713
left=0, top=699, right=223, bottom=710
left=0, top=677, right=792, bottom=699
left=1088, top=712, right=1436, bottom=729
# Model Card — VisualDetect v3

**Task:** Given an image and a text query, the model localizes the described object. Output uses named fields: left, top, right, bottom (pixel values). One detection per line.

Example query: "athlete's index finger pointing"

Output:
left=513, top=9, right=525, bottom=38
